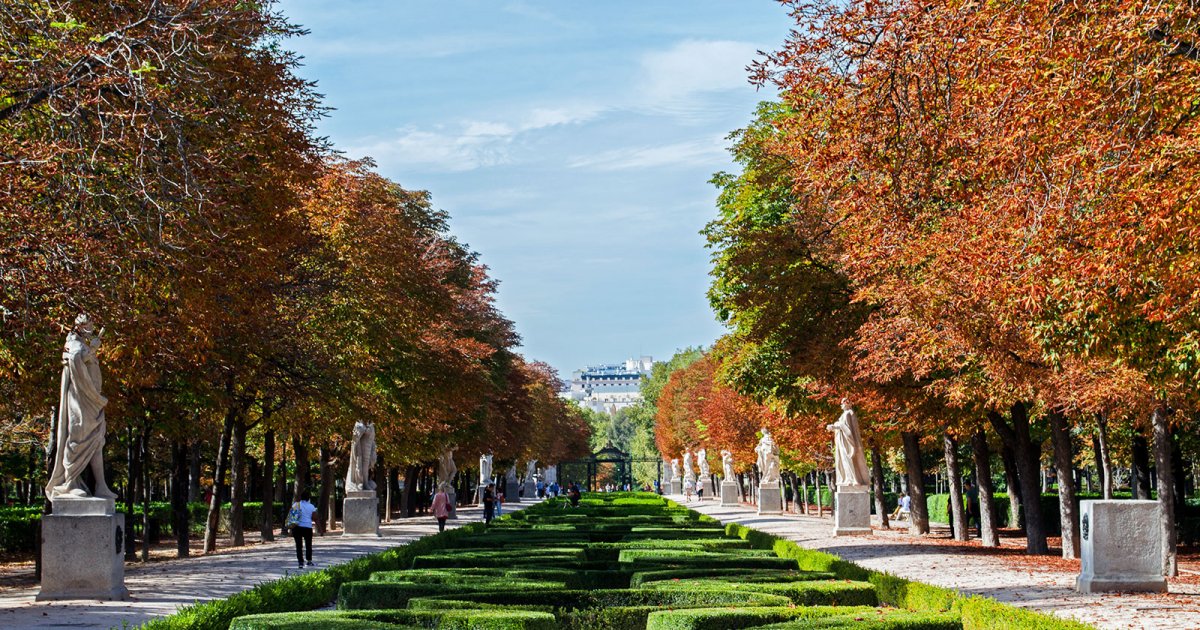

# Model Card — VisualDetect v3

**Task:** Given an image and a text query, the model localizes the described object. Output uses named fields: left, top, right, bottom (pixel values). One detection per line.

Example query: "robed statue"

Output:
left=682, top=450, right=696, bottom=483
left=437, top=446, right=458, bottom=486
left=45, top=314, right=117, bottom=501
left=524, top=459, right=538, bottom=483
left=670, top=458, right=681, bottom=481
left=346, top=421, right=377, bottom=492
left=696, top=448, right=711, bottom=479
left=755, top=428, right=781, bottom=485
left=479, top=452, right=493, bottom=484
left=827, top=398, right=870, bottom=487
left=720, top=449, right=735, bottom=480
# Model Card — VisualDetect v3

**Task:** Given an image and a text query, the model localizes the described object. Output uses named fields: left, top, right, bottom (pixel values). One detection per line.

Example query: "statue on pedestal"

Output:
left=346, top=421, right=377, bottom=492
left=670, top=458, right=681, bottom=481
left=827, top=398, right=870, bottom=487
left=437, top=446, right=458, bottom=487
left=479, top=452, right=493, bottom=484
left=697, top=448, right=711, bottom=479
left=46, top=315, right=117, bottom=501
left=755, top=428, right=781, bottom=485
left=682, top=450, right=696, bottom=483
left=505, top=463, right=519, bottom=484
left=720, top=449, right=735, bottom=480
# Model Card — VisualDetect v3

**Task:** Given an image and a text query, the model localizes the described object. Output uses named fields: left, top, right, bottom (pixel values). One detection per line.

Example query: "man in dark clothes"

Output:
left=483, top=483, right=496, bottom=524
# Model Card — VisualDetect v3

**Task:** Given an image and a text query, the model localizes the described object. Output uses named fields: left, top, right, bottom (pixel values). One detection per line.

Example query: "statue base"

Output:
left=38, top=499, right=128, bottom=601
left=446, top=489, right=458, bottom=519
left=505, top=479, right=521, bottom=503
left=758, top=482, right=783, bottom=515
left=670, top=480, right=682, bottom=495
left=1077, top=500, right=1167, bottom=593
left=720, top=480, right=739, bottom=506
left=342, top=491, right=380, bottom=536
left=834, top=489, right=872, bottom=536
left=523, top=480, right=536, bottom=500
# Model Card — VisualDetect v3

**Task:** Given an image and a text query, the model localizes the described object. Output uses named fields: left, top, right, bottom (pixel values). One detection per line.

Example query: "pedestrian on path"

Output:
left=496, top=488, right=505, bottom=517
left=432, top=483, right=451, bottom=532
left=288, top=490, right=318, bottom=569
left=684, top=478, right=695, bottom=502
left=482, top=483, right=496, bottom=524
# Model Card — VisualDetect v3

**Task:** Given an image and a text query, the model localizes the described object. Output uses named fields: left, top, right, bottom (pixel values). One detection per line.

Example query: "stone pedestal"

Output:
left=1077, top=500, right=1166, bottom=593
left=758, top=482, right=782, bottom=515
left=447, top=489, right=458, bottom=520
left=834, top=487, right=872, bottom=536
left=38, top=498, right=128, bottom=601
left=670, top=480, right=683, bottom=495
left=505, top=479, right=521, bottom=503
left=342, top=491, right=380, bottom=536
left=523, top=480, right=536, bottom=500
left=720, top=480, right=739, bottom=506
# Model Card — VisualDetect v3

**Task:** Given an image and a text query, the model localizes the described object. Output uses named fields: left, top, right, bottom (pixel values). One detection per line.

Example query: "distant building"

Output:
left=563, top=356, right=654, bottom=414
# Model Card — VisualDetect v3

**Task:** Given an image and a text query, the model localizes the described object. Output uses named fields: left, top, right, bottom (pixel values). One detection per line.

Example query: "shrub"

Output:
left=629, top=567, right=836, bottom=587
left=645, top=605, right=874, bottom=630
left=645, top=577, right=878, bottom=606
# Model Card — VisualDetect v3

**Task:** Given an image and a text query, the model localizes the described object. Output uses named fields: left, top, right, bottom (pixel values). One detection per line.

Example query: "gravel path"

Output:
left=684, top=498, right=1200, bottom=630
left=0, top=501, right=526, bottom=630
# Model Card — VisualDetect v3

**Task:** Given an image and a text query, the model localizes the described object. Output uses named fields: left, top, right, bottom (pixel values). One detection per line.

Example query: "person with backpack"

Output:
left=286, top=490, right=318, bottom=569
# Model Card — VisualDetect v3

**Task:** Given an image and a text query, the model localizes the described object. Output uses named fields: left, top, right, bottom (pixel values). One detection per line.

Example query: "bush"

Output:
left=645, top=577, right=878, bottom=606
left=629, top=567, right=836, bottom=587
left=230, top=608, right=556, bottom=630
left=645, top=605, right=876, bottom=630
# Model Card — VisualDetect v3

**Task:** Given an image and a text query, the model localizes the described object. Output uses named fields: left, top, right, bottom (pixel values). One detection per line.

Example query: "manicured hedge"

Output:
left=645, top=577, right=879, bottom=606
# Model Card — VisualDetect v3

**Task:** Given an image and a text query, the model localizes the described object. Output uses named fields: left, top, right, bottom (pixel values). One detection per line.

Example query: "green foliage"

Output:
left=645, top=577, right=879, bottom=606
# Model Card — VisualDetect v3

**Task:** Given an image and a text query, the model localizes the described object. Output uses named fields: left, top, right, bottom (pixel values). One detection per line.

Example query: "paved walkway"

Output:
left=683, top=497, right=1200, bottom=630
left=0, top=501, right=528, bottom=630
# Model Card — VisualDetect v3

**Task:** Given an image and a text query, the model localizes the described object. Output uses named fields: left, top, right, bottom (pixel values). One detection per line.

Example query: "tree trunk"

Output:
left=276, top=435, right=287, bottom=502
left=316, top=443, right=332, bottom=535
left=1048, top=410, right=1080, bottom=559
left=260, top=429, right=275, bottom=542
left=204, top=411, right=236, bottom=554
left=126, top=425, right=141, bottom=560
left=1132, top=431, right=1152, bottom=500
left=943, top=433, right=968, bottom=541
left=814, top=470, right=824, bottom=516
left=800, top=473, right=810, bottom=515
left=870, top=442, right=890, bottom=529
left=292, top=435, right=310, bottom=502
left=385, top=467, right=396, bottom=522
left=971, top=430, right=999, bottom=547
left=1095, top=414, right=1113, bottom=500
left=1152, top=406, right=1177, bottom=577
left=902, top=431, right=929, bottom=535
left=990, top=404, right=1048, bottom=554
left=999, top=442, right=1023, bottom=528
left=188, top=441, right=202, bottom=503
left=402, top=465, right=419, bottom=517
left=229, top=418, right=247, bottom=547
left=171, top=440, right=190, bottom=557
left=1172, top=430, right=1186, bottom=518
left=141, top=423, right=151, bottom=562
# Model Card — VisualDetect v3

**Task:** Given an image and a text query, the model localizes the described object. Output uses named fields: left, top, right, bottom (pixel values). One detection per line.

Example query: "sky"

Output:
left=275, top=1, right=791, bottom=378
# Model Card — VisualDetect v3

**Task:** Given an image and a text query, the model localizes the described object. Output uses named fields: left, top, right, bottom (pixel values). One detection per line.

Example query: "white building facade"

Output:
left=563, top=356, right=654, bottom=414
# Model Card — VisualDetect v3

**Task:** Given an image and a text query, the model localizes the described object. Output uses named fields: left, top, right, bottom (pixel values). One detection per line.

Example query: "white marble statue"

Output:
left=670, top=458, right=681, bottom=481
left=479, top=452, right=493, bottom=484
left=45, top=314, right=117, bottom=501
left=721, top=449, right=735, bottom=480
left=505, top=462, right=519, bottom=483
left=827, top=398, right=871, bottom=487
left=346, top=420, right=377, bottom=492
left=697, top=448, right=711, bottom=479
left=544, top=465, right=557, bottom=485
left=524, top=459, right=538, bottom=483
left=437, top=446, right=458, bottom=486
left=755, top=428, right=781, bottom=485
left=682, top=450, right=696, bottom=483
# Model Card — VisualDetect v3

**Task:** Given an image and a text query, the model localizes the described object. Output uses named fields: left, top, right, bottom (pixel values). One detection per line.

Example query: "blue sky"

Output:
left=276, top=1, right=790, bottom=378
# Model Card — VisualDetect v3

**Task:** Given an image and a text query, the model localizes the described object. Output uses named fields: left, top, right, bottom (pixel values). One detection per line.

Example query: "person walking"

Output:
left=482, top=483, right=496, bottom=524
left=684, top=478, right=695, bottom=502
left=288, top=490, right=318, bottom=569
left=432, top=483, right=451, bottom=532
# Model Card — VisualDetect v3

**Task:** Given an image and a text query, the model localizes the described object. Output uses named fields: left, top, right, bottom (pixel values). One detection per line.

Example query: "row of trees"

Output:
left=0, top=0, right=589, bottom=559
left=665, top=0, right=1200, bottom=575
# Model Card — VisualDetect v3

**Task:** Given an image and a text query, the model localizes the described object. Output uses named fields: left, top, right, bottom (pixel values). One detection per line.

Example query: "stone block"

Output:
left=446, top=489, right=458, bottom=519
left=523, top=480, right=536, bottom=500
left=670, top=480, right=683, bottom=496
left=38, top=512, right=128, bottom=601
left=834, top=490, right=872, bottom=536
left=51, top=497, right=115, bottom=516
left=720, top=481, right=739, bottom=506
left=342, top=492, right=380, bottom=537
left=758, top=482, right=782, bottom=515
left=505, top=479, right=521, bottom=503
left=1077, top=500, right=1166, bottom=593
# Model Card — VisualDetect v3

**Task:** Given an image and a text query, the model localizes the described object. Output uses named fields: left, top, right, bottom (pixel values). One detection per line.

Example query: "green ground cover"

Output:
left=209, top=492, right=1093, bottom=629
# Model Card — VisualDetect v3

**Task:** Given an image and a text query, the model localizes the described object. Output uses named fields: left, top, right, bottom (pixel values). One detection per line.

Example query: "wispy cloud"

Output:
left=634, top=39, right=764, bottom=121
left=566, top=136, right=727, bottom=172
left=348, top=104, right=603, bottom=172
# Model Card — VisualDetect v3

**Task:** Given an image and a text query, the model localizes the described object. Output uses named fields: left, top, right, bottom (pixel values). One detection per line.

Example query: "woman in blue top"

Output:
left=291, top=490, right=318, bottom=568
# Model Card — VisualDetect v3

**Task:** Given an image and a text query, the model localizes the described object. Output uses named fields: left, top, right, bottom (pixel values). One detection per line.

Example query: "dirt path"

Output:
left=684, top=498, right=1200, bottom=630
left=0, top=501, right=528, bottom=629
